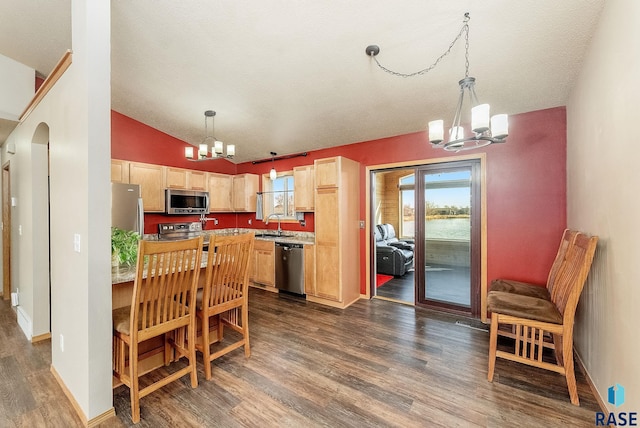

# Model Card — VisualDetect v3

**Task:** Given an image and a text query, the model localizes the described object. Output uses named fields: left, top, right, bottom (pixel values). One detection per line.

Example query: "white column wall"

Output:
left=1, top=0, right=112, bottom=420
left=567, top=0, right=640, bottom=411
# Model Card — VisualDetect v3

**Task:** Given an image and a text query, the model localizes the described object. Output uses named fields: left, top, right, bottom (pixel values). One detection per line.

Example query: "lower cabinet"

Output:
left=304, top=244, right=315, bottom=296
left=251, top=239, right=275, bottom=287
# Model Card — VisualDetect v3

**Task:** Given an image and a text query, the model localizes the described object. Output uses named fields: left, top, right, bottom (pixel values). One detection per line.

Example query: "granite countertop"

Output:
left=144, top=228, right=315, bottom=246
left=112, top=251, right=209, bottom=285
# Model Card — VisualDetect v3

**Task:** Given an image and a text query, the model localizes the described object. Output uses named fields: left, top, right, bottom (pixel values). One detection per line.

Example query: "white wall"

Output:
left=0, top=53, right=34, bottom=120
left=567, top=0, right=640, bottom=411
left=1, top=0, right=113, bottom=421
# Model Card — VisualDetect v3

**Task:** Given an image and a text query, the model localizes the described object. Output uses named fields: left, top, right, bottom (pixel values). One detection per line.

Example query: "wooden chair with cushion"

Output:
left=113, top=237, right=203, bottom=423
left=489, top=229, right=578, bottom=300
left=196, top=232, right=254, bottom=380
left=487, top=232, right=598, bottom=405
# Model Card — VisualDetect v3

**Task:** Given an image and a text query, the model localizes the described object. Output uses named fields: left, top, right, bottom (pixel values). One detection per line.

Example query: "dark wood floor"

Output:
left=1, top=289, right=600, bottom=427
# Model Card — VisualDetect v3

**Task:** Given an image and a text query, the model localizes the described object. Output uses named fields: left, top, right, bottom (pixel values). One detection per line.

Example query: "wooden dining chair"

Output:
left=487, top=232, right=598, bottom=405
left=196, top=232, right=254, bottom=380
left=112, top=237, right=203, bottom=423
left=489, top=229, right=578, bottom=300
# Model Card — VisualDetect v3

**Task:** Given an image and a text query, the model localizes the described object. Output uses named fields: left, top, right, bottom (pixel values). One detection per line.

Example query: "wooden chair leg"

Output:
left=487, top=312, right=498, bottom=382
left=552, top=333, right=564, bottom=366
left=130, top=341, right=141, bottom=424
left=164, top=332, right=172, bottom=366
left=218, top=312, right=225, bottom=342
left=563, top=338, right=579, bottom=405
left=242, top=305, right=250, bottom=357
left=188, top=321, right=198, bottom=388
left=201, top=314, right=213, bottom=381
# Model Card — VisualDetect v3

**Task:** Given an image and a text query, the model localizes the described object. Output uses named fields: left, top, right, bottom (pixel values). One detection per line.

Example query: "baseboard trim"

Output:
left=574, top=350, right=607, bottom=414
left=50, top=365, right=116, bottom=427
left=31, top=332, right=51, bottom=343
left=87, top=408, right=117, bottom=428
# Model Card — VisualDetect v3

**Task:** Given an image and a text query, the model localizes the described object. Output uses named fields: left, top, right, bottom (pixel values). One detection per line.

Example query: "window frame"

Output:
left=261, top=171, right=298, bottom=222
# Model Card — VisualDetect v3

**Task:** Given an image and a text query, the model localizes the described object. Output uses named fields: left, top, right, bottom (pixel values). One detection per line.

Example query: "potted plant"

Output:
left=111, top=227, right=141, bottom=268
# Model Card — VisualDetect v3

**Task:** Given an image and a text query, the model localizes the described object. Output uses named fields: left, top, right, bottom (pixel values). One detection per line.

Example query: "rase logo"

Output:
left=596, top=384, right=637, bottom=426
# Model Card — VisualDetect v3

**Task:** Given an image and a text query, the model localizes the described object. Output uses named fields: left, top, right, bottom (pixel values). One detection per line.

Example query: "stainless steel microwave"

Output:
left=165, top=189, right=210, bottom=214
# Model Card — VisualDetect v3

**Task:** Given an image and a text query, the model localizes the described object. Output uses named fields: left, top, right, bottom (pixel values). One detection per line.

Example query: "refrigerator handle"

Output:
left=137, top=197, right=144, bottom=236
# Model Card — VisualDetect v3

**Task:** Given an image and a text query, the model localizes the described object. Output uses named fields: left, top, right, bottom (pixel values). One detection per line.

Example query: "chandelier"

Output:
left=366, top=13, right=508, bottom=152
left=185, top=110, right=235, bottom=161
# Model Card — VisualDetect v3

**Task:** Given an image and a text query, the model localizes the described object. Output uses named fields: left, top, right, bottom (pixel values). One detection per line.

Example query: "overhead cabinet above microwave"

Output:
left=111, top=159, right=259, bottom=213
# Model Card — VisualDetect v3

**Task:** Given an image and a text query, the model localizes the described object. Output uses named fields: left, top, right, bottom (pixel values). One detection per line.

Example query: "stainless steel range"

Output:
left=158, top=222, right=209, bottom=249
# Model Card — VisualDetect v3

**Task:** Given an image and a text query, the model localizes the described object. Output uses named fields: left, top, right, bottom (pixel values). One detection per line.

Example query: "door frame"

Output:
left=2, top=161, right=11, bottom=300
left=365, top=153, right=489, bottom=322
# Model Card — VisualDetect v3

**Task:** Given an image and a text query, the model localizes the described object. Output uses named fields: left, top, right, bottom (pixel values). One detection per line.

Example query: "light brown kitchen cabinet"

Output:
left=251, top=239, right=275, bottom=287
left=129, top=162, right=166, bottom=212
left=111, top=159, right=130, bottom=183
left=315, top=157, right=341, bottom=188
left=294, top=165, right=315, bottom=212
left=165, top=167, right=188, bottom=189
left=232, top=174, right=259, bottom=212
left=165, top=167, right=208, bottom=191
left=310, top=156, right=360, bottom=308
left=304, top=244, right=315, bottom=296
left=208, top=173, right=233, bottom=212
left=188, top=170, right=207, bottom=191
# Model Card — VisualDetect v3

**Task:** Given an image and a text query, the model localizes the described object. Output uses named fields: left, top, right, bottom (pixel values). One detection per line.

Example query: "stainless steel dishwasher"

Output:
left=275, top=242, right=305, bottom=295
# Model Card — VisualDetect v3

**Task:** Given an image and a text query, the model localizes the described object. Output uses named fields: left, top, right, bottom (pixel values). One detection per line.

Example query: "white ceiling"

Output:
left=0, top=1, right=604, bottom=163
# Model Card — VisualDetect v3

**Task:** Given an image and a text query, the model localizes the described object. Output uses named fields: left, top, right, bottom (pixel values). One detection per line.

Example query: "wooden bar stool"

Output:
left=112, top=237, right=203, bottom=423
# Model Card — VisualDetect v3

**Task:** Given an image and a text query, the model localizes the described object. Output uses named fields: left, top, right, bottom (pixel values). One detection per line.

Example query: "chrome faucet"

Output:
left=265, top=213, right=283, bottom=236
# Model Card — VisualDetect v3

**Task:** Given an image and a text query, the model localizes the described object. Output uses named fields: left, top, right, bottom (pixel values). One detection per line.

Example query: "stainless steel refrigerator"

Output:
left=111, top=182, right=144, bottom=235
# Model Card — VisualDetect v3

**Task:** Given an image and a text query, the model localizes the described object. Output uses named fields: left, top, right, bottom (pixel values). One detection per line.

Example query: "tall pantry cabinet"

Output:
left=310, top=156, right=361, bottom=308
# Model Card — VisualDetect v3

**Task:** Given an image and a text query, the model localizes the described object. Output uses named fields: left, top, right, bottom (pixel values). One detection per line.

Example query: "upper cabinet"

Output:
left=208, top=172, right=258, bottom=212
left=232, top=174, right=259, bottom=212
left=315, top=157, right=341, bottom=188
left=165, top=167, right=188, bottom=189
left=112, top=159, right=259, bottom=213
left=208, top=173, right=233, bottom=212
left=165, top=167, right=208, bottom=191
left=189, top=170, right=208, bottom=191
left=111, top=160, right=130, bottom=184
left=129, top=162, right=166, bottom=212
left=294, top=165, right=314, bottom=212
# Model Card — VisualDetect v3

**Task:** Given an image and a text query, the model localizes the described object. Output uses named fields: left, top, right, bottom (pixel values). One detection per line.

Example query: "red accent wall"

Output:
left=112, top=107, right=566, bottom=295
left=112, top=111, right=237, bottom=174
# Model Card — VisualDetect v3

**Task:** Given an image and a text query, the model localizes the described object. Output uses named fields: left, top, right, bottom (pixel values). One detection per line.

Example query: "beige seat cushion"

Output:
left=487, top=291, right=562, bottom=324
left=113, top=306, right=133, bottom=335
left=489, top=279, right=551, bottom=300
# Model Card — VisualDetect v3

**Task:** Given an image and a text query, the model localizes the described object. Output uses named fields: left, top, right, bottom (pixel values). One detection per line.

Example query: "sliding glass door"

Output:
left=415, top=160, right=480, bottom=316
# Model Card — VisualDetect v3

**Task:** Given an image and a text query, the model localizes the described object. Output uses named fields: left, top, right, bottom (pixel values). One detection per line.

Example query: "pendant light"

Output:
left=269, top=152, right=277, bottom=180
left=365, top=13, right=508, bottom=152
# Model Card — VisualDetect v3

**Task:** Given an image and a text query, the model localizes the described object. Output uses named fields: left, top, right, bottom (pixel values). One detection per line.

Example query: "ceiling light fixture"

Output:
left=269, top=152, right=277, bottom=180
left=185, top=110, right=235, bottom=161
left=366, top=13, right=508, bottom=152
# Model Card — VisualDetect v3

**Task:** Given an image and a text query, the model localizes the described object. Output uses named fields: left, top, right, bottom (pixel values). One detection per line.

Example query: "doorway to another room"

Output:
left=371, top=158, right=482, bottom=318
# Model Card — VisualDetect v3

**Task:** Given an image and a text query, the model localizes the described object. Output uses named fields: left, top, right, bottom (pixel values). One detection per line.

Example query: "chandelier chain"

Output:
left=370, top=13, right=470, bottom=78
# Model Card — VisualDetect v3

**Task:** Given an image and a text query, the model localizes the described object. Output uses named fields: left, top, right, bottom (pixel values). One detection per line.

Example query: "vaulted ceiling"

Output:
left=0, top=1, right=604, bottom=163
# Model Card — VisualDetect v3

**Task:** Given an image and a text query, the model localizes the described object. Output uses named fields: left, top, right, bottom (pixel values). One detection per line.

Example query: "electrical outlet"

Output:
left=359, top=220, right=365, bottom=229
left=73, top=234, right=81, bottom=253
left=60, top=334, right=64, bottom=352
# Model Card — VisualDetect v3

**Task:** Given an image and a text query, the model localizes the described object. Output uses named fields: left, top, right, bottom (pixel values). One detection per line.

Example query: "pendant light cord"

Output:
left=369, top=13, right=470, bottom=78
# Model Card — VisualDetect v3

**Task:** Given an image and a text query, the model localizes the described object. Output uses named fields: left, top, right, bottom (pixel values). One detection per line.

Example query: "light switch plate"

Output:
left=73, top=234, right=81, bottom=253
left=359, top=221, right=365, bottom=229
